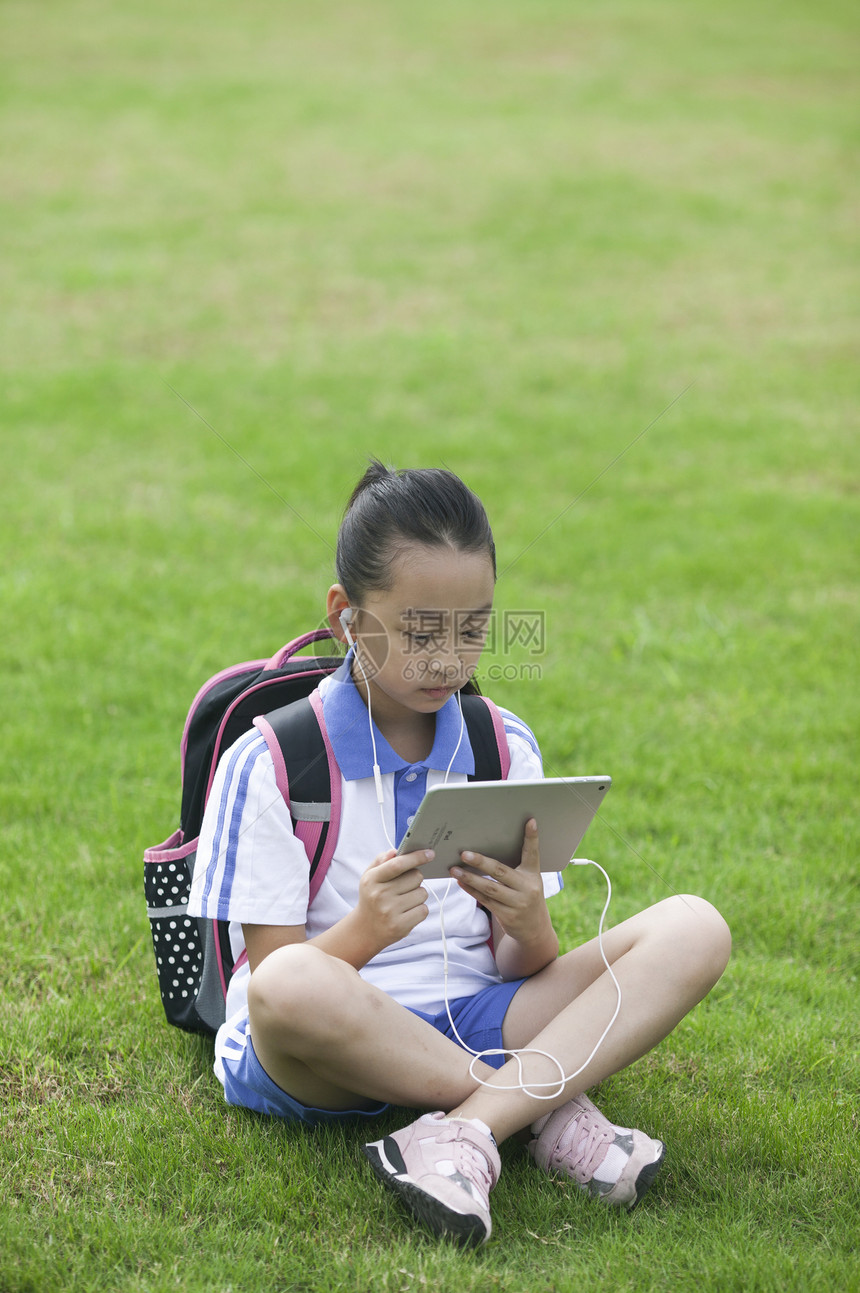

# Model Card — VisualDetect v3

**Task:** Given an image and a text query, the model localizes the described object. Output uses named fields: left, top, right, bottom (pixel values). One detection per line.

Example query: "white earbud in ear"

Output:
left=339, top=606, right=355, bottom=647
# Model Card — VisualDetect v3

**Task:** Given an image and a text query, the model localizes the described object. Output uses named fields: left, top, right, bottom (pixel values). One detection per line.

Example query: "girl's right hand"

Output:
left=357, top=848, right=433, bottom=951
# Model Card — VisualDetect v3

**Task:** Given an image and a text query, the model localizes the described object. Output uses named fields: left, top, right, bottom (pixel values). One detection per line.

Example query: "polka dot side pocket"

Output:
left=144, top=830, right=226, bottom=1035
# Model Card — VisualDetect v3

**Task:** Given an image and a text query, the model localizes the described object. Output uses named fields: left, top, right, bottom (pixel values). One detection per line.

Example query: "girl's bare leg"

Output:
left=247, top=894, right=729, bottom=1141
left=247, top=943, right=500, bottom=1113
left=450, top=894, right=730, bottom=1142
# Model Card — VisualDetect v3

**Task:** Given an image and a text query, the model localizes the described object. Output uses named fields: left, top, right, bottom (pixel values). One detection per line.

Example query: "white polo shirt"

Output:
left=188, top=660, right=562, bottom=1052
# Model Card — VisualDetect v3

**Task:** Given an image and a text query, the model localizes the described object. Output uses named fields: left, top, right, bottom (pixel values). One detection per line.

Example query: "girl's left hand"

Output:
left=449, top=817, right=552, bottom=948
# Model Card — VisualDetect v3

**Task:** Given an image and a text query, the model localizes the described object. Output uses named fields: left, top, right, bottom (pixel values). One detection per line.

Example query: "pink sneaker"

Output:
left=364, top=1112, right=501, bottom=1247
left=529, top=1093, right=665, bottom=1210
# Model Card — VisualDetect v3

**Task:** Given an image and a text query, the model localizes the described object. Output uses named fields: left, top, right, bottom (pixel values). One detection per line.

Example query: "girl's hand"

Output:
left=450, top=819, right=558, bottom=975
left=356, top=848, right=432, bottom=953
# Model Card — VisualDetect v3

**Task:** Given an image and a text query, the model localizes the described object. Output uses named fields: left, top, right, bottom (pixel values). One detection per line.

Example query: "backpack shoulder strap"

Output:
left=461, top=694, right=511, bottom=781
left=253, top=692, right=341, bottom=902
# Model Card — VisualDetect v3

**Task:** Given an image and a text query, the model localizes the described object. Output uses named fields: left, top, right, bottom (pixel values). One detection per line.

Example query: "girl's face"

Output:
left=346, top=543, right=495, bottom=723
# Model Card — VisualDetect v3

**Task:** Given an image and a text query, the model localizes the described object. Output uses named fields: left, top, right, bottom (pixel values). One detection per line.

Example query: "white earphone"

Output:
left=338, top=606, right=390, bottom=823
left=336, top=600, right=619, bottom=1097
left=336, top=603, right=465, bottom=841
left=339, top=606, right=356, bottom=647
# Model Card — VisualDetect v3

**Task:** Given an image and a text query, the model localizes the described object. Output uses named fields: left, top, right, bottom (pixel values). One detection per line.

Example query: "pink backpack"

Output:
left=144, top=629, right=511, bottom=1035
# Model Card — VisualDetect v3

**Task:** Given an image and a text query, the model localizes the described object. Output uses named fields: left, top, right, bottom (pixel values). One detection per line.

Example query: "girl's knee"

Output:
left=669, top=894, right=732, bottom=983
left=247, top=943, right=359, bottom=1034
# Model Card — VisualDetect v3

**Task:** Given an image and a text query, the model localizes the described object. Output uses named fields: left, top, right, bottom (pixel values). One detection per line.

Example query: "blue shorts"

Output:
left=220, top=977, right=526, bottom=1127
left=407, top=976, right=525, bottom=1072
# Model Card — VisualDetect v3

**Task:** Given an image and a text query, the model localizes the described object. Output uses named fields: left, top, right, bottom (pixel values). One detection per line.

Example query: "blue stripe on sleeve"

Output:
left=200, top=730, right=266, bottom=915
left=498, top=707, right=542, bottom=759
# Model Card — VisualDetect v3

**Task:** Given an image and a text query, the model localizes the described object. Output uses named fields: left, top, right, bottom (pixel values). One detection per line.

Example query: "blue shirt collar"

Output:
left=321, top=649, right=475, bottom=780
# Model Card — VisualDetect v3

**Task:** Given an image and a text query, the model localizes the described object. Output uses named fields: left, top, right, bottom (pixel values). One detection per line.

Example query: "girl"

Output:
left=188, top=461, right=731, bottom=1247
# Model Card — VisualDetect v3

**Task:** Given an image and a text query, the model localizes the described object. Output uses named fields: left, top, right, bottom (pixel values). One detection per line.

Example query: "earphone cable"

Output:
left=433, top=858, right=622, bottom=1099
left=349, top=639, right=395, bottom=851
left=347, top=635, right=620, bottom=1100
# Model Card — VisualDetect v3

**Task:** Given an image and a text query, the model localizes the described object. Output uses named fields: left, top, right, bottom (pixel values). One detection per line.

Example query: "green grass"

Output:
left=1, top=0, right=858, bottom=1288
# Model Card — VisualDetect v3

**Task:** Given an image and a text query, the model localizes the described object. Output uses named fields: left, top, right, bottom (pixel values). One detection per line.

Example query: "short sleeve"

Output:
left=497, top=706, right=543, bottom=781
left=188, top=731, right=312, bottom=926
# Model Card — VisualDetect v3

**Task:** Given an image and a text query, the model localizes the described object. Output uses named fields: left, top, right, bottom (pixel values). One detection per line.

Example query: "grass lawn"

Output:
left=1, top=0, right=857, bottom=1289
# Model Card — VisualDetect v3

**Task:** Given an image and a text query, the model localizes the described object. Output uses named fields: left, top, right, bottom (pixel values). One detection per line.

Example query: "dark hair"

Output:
left=336, top=459, right=496, bottom=603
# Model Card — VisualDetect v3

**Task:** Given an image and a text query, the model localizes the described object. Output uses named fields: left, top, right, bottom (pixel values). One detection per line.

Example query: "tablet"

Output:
left=396, top=776, right=611, bottom=880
